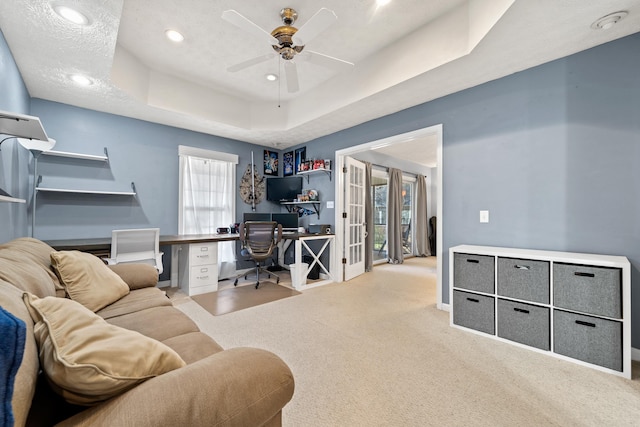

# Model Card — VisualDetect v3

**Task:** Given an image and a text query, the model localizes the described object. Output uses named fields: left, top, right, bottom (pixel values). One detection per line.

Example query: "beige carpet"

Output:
left=191, top=281, right=300, bottom=316
left=173, top=257, right=640, bottom=426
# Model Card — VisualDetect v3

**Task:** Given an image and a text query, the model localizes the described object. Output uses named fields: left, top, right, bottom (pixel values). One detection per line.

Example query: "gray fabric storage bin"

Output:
left=553, top=263, right=622, bottom=318
left=553, top=309, right=622, bottom=372
left=454, top=253, right=495, bottom=294
left=453, top=290, right=495, bottom=335
left=497, top=257, right=550, bottom=304
left=497, top=299, right=550, bottom=350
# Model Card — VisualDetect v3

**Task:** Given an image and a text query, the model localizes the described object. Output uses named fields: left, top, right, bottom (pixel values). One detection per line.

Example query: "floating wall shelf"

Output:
left=297, top=168, right=331, bottom=183
left=0, top=109, right=50, bottom=203
left=42, top=147, right=109, bottom=162
left=281, top=201, right=321, bottom=219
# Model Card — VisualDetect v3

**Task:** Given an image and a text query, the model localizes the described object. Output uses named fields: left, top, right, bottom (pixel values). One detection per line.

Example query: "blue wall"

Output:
left=0, top=29, right=31, bottom=242
left=299, top=33, right=640, bottom=344
left=28, top=100, right=274, bottom=239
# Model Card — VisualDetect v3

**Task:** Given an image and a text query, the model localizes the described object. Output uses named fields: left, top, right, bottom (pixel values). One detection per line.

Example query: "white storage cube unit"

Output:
left=450, top=245, right=631, bottom=379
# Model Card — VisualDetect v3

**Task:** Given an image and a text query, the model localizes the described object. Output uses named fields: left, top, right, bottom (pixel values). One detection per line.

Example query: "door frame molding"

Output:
left=334, top=124, right=444, bottom=310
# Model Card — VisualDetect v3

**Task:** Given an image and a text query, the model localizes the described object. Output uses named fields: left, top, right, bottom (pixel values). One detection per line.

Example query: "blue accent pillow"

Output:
left=0, top=306, right=26, bottom=427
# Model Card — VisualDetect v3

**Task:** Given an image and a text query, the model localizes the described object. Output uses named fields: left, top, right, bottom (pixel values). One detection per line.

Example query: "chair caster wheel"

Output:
left=234, top=279, right=238, bottom=286
left=276, top=277, right=280, bottom=284
left=255, top=282, right=260, bottom=289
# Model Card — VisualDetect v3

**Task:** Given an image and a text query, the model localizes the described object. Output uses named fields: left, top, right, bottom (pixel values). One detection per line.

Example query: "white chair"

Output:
left=104, top=228, right=164, bottom=274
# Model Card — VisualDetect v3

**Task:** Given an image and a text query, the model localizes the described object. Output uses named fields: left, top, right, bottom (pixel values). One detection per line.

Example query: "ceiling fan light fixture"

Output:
left=591, top=11, right=628, bottom=30
left=165, top=29, right=185, bottom=42
left=53, top=5, right=90, bottom=25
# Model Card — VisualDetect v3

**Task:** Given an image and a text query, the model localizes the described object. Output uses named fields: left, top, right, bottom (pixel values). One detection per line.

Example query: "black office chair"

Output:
left=234, top=221, right=282, bottom=289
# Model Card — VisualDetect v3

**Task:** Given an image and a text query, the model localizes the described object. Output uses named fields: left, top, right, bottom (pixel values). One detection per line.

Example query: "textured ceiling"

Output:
left=1, top=0, right=639, bottom=161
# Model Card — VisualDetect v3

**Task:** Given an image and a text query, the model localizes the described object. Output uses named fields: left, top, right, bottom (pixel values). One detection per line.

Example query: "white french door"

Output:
left=343, top=156, right=366, bottom=281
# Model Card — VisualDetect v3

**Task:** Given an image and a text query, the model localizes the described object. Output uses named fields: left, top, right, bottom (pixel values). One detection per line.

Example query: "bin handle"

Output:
left=574, top=272, right=595, bottom=278
left=513, top=307, right=530, bottom=314
left=575, top=320, right=596, bottom=328
left=466, top=297, right=480, bottom=303
left=514, top=265, right=530, bottom=270
left=466, top=259, right=479, bottom=264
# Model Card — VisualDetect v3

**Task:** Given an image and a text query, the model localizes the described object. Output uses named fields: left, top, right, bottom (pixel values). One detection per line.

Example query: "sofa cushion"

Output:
left=97, top=287, right=172, bottom=320
left=108, top=263, right=159, bottom=290
left=0, top=238, right=62, bottom=297
left=0, top=280, right=38, bottom=427
left=50, top=251, right=129, bottom=312
left=23, top=294, right=186, bottom=406
left=161, top=332, right=224, bottom=364
left=106, top=306, right=199, bottom=342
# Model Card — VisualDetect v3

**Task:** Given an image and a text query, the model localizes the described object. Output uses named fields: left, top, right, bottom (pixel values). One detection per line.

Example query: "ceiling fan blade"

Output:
left=284, top=61, right=299, bottom=93
left=292, top=8, right=337, bottom=46
left=222, top=10, right=280, bottom=46
left=227, top=53, right=275, bottom=72
left=305, top=50, right=354, bottom=70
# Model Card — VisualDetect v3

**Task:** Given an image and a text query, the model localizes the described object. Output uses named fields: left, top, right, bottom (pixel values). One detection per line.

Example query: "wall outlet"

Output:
left=327, top=201, right=334, bottom=209
left=480, top=210, right=489, bottom=223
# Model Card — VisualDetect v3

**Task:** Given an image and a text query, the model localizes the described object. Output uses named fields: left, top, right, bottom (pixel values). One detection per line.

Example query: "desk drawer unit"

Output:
left=453, top=290, right=495, bottom=335
left=553, top=263, right=622, bottom=318
left=179, top=243, right=218, bottom=296
left=453, top=253, right=495, bottom=294
left=497, top=299, right=550, bottom=351
left=189, top=243, right=217, bottom=266
left=189, top=265, right=216, bottom=288
left=497, top=257, right=550, bottom=304
left=553, top=309, right=622, bottom=372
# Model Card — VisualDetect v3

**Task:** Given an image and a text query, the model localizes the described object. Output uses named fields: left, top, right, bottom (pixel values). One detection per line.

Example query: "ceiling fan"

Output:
left=222, top=7, right=354, bottom=93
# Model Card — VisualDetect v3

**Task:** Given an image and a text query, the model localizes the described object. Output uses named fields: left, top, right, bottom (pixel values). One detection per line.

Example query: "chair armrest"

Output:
left=107, top=264, right=158, bottom=290
left=56, top=347, right=295, bottom=427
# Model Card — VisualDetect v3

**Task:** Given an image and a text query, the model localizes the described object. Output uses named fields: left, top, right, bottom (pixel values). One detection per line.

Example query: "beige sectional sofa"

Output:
left=0, top=237, right=294, bottom=426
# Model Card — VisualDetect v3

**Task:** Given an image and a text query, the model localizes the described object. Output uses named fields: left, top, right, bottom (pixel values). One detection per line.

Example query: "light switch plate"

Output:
left=480, top=210, right=489, bottom=223
left=327, top=201, right=334, bottom=209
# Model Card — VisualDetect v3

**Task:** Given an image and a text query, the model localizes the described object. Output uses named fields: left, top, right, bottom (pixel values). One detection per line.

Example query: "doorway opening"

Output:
left=334, top=124, right=444, bottom=309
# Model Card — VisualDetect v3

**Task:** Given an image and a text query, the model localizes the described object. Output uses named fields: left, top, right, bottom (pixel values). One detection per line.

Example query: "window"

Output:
left=178, top=146, right=238, bottom=277
left=371, top=172, right=388, bottom=262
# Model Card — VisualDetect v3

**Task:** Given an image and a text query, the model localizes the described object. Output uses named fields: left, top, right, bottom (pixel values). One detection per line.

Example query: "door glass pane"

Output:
left=372, top=175, right=388, bottom=262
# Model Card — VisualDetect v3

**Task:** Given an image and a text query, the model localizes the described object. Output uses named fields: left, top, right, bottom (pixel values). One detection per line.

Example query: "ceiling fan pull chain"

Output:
left=278, top=56, right=282, bottom=108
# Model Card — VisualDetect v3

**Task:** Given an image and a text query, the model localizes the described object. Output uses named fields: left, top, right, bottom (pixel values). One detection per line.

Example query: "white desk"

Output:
left=278, top=233, right=336, bottom=290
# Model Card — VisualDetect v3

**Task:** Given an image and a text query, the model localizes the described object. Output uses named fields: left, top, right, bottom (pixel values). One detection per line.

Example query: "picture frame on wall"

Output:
left=294, top=147, right=306, bottom=174
left=283, top=151, right=294, bottom=176
left=264, top=150, right=278, bottom=176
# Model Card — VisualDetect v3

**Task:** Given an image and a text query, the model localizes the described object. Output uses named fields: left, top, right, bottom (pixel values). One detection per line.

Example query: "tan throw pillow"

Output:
left=50, top=251, right=130, bottom=312
left=23, top=293, right=186, bottom=405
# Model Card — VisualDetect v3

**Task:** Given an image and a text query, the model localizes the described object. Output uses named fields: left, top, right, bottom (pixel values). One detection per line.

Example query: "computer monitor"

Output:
left=271, top=213, right=298, bottom=231
left=243, top=212, right=271, bottom=222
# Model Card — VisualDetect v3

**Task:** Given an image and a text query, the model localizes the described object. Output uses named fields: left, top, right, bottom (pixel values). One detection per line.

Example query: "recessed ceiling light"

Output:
left=53, top=5, right=90, bottom=25
left=591, top=11, right=628, bottom=30
left=265, top=74, right=278, bottom=82
left=165, top=29, right=185, bottom=42
left=70, top=74, right=93, bottom=86
left=377, top=0, right=392, bottom=6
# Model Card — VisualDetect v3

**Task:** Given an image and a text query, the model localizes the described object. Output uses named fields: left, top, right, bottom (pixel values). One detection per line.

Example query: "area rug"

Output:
left=191, top=282, right=301, bottom=316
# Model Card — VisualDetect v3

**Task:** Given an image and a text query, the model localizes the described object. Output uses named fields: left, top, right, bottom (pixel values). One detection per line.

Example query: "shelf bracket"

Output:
left=104, top=147, right=109, bottom=164
left=131, top=182, right=136, bottom=194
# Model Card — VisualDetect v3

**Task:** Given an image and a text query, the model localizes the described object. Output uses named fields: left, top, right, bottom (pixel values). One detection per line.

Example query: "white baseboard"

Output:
left=631, top=347, right=640, bottom=362
left=438, top=303, right=451, bottom=312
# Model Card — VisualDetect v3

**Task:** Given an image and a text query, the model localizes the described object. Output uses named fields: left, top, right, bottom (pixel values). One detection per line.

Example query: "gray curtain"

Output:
left=387, top=168, right=404, bottom=264
left=364, top=162, right=373, bottom=271
left=415, top=174, right=429, bottom=256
